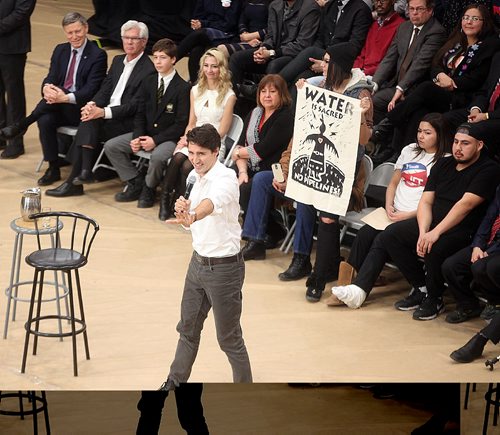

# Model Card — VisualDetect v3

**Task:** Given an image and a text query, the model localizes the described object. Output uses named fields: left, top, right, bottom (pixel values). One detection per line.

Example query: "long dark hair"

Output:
left=324, top=62, right=351, bottom=92
left=433, top=4, right=497, bottom=67
left=412, top=112, right=452, bottom=164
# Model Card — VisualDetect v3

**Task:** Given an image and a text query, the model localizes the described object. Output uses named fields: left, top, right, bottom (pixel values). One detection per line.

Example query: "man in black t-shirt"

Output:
left=382, top=123, right=500, bottom=321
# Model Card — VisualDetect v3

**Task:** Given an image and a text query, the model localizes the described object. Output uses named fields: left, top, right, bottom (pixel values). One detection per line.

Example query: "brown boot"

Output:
left=337, top=261, right=356, bottom=286
left=324, top=293, right=343, bottom=306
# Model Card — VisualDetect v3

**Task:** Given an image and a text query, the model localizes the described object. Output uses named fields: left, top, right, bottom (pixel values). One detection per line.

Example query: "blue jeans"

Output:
left=242, top=171, right=316, bottom=255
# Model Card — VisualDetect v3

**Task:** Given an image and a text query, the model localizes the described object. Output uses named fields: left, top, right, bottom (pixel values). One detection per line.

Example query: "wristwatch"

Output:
left=268, top=49, right=276, bottom=59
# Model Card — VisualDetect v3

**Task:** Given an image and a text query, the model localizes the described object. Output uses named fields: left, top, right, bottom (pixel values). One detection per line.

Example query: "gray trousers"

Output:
left=168, top=253, right=252, bottom=383
left=104, top=132, right=176, bottom=188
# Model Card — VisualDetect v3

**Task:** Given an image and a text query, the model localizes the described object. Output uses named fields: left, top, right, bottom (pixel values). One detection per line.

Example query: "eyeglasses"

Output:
left=121, top=36, right=144, bottom=42
left=462, top=15, right=484, bottom=22
left=408, top=6, right=428, bottom=13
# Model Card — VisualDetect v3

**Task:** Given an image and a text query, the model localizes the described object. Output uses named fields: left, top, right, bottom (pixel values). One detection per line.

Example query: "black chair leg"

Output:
left=42, top=391, right=51, bottom=435
left=465, top=383, right=471, bottom=410
left=30, top=391, right=38, bottom=435
left=75, top=269, right=90, bottom=360
left=484, top=383, right=494, bottom=435
left=494, top=384, right=499, bottom=426
left=66, top=271, right=78, bottom=376
left=22, top=270, right=39, bottom=373
left=32, top=270, right=45, bottom=356
left=19, top=390, right=24, bottom=419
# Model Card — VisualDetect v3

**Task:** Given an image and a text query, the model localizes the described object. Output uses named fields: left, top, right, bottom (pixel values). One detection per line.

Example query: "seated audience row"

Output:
left=373, top=3, right=499, bottom=162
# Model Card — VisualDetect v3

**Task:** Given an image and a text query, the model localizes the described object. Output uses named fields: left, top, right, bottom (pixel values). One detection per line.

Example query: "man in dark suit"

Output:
left=0, top=0, right=36, bottom=158
left=0, top=11, right=107, bottom=184
left=104, top=38, right=190, bottom=208
left=371, top=0, right=446, bottom=123
left=279, top=0, right=372, bottom=86
left=229, top=0, right=321, bottom=89
left=46, top=20, right=156, bottom=198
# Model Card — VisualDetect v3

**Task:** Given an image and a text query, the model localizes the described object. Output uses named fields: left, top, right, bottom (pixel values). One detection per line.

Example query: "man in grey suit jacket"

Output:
left=0, top=0, right=36, bottom=157
left=46, top=20, right=156, bottom=198
left=372, top=0, right=446, bottom=123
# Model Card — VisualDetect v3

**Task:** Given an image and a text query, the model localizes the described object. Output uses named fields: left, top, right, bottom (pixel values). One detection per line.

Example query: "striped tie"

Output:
left=157, top=78, right=164, bottom=105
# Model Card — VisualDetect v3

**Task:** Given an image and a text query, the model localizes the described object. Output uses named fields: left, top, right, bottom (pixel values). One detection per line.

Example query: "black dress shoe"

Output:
left=279, top=254, right=312, bottom=281
left=238, top=83, right=258, bottom=100
left=450, top=333, right=488, bottom=363
left=372, top=118, right=394, bottom=145
left=0, top=144, right=25, bottom=159
left=371, top=147, right=398, bottom=167
left=158, top=378, right=177, bottom=392
left=0, top=123, right=25, bottom=140
left=241, top=240, right=266, bottom=260
left=37, top=167, right=61, bottom=186
left=72, top=169, right=95, bottom=185
left=45, top=181, right=84, bottom=197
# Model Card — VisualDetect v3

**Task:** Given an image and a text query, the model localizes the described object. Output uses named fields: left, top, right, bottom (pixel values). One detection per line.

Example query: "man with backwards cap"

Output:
left=365, top=122, right=500, bottom=321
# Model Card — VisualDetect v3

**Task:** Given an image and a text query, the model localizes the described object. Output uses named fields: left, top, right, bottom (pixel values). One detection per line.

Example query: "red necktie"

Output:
left=64, top=49, right=78, bottom=90
left=488, top=80, right=500, bottom=112
left=488, top=215, right=500, bottom=245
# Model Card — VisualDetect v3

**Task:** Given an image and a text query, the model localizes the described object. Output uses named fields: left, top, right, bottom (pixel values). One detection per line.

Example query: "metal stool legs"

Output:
left=0, top=391, right=50, bottom=435
left=4, top=232, right=69, bottom=339
left=21, top=268, right=90, bottom=376
left=483, top=383, right=500, bottom=434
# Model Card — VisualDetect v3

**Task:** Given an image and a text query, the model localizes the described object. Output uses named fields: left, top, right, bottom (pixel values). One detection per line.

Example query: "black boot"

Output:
left=449, top=333, right=488, bottom=363
left=137, top=184, right=156, bottom=208
left=305, top=272, right=325, bottom=303
left=279, top=253, right=312, bottom=281
left=115, top=175, right=145, bottom=202
left=241, top=240, right=266, bottom=260
left=159, top=189, right=176, bottom=221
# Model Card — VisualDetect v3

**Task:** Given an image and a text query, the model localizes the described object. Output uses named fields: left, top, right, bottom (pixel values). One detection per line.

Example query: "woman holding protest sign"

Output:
left=297, top=42, right=374, bottom=302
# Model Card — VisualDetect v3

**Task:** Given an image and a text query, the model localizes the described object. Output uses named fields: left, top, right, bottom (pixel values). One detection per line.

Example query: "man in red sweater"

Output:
left=353, top=0, right=405, bottom=77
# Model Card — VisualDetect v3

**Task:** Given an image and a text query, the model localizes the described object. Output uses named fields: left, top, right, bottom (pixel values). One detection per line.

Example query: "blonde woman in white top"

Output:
left=159, top=48, right=236, bottom=221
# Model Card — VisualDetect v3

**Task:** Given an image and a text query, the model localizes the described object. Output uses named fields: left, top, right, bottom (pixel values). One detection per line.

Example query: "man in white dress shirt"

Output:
left=161, top=123, right=252, bottom=389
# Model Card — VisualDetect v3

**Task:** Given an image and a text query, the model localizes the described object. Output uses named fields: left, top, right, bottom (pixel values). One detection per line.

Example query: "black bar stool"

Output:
left=0, top=391, right=50, bottom=434
left=483, top=383, right=500, bottom=434
left=21, top=211, right=99, bottom=376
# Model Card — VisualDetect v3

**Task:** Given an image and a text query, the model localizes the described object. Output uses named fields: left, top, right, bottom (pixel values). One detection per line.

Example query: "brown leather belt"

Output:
left=193, top=251, right=242, bottom=266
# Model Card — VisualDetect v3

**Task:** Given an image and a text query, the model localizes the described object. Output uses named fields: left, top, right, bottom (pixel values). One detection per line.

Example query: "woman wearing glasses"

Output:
left=375, top=3, right=499, bottom=157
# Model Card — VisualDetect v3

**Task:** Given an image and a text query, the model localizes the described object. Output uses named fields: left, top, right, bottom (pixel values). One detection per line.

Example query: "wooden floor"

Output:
left=1, top=0, right=499, bottom=393
left=0, top=384, right=438, bottom=435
